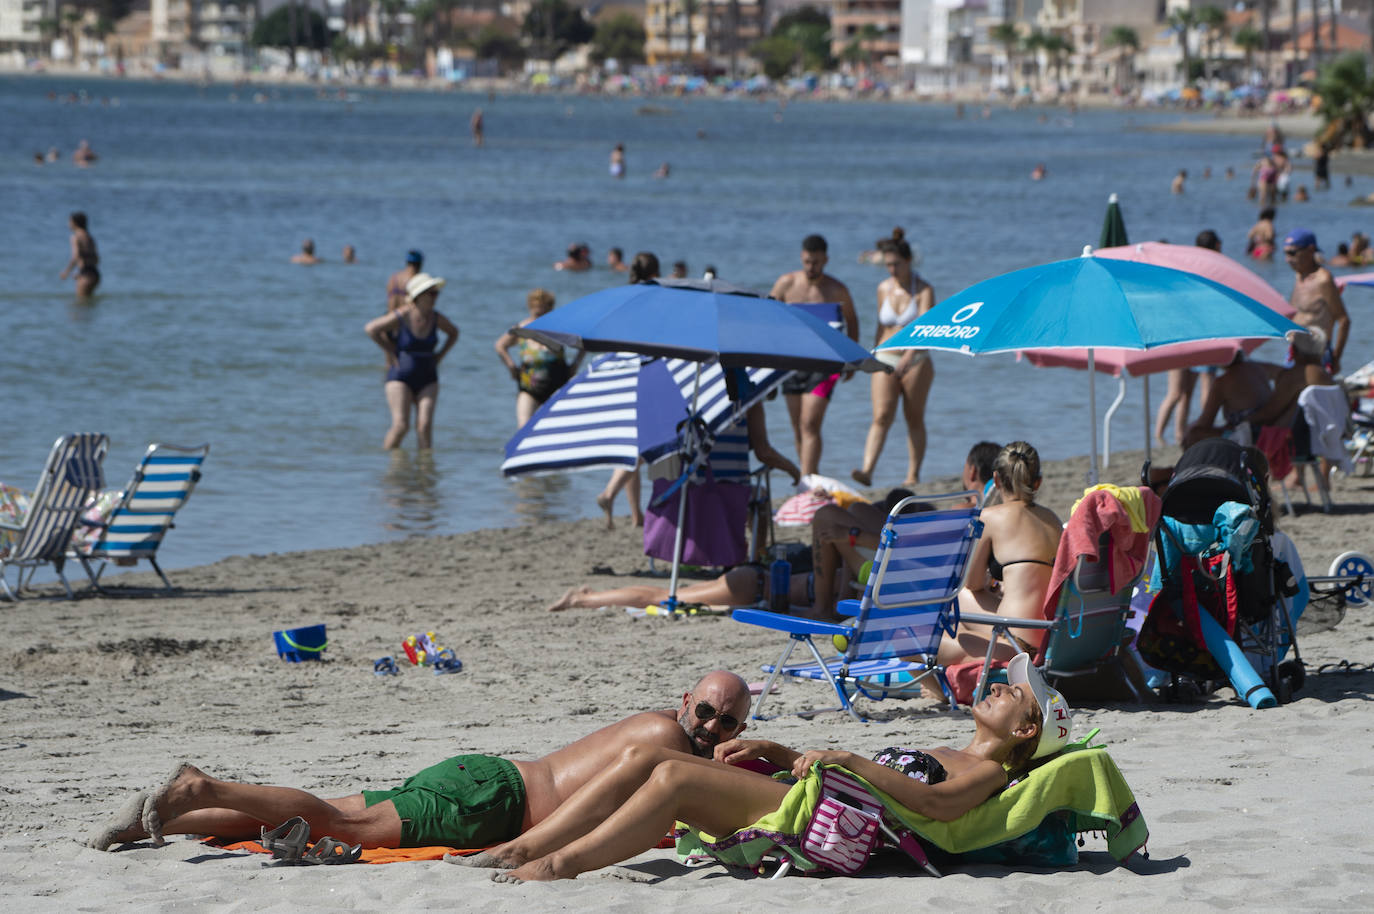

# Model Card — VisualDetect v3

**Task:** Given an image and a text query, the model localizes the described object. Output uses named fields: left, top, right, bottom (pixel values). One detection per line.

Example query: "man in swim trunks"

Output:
left=769, top=234, right=859, bottom=477
left=1284, top=228, right=1350, bottom=373
left=87, top=671, right=753, bottom=853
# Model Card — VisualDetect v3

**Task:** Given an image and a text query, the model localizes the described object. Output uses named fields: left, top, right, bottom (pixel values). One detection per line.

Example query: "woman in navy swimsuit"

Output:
left=365, top=272, right=459, bottom=449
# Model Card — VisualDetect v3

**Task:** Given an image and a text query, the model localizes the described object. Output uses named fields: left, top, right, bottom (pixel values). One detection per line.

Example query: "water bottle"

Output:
left=769, top=545, right=791, bottom=614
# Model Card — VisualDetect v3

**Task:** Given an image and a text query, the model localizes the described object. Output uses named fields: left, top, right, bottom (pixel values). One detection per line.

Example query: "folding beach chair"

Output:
left=957, top=487, right=1161, bottom=705
left=0, top=433, right=109, bottom=600
left=732, top=492, right=982, bottom=721
left=70, top=442, right=209, bottom=591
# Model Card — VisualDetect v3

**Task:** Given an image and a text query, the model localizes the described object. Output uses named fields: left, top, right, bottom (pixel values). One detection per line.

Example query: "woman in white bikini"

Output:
left=937, top=442, right=1062, bottom=666
left=852, top=227, right=936, bottom=488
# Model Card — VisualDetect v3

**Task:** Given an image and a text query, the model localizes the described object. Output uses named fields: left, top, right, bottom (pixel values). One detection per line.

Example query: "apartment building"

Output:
left=644, top=0, right=765, bottom=71
left=0, top=0, right=48, bottom=53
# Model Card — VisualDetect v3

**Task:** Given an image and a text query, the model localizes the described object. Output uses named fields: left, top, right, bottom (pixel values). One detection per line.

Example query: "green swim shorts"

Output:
left=360, top=754, right=526, bottom=848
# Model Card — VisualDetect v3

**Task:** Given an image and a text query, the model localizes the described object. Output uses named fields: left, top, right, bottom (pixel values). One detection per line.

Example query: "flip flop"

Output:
left=260, top=816, right=311, bottom=862
left=373, top=656, right=399, bottom=676
left=432, top=649, right=462, bottom=675
left=298, top=836, right=362, bottom=865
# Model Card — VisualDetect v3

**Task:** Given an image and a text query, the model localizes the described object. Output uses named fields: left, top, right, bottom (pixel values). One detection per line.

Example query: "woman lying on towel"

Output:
left=936, top=441, right=1062, bottom=667
left=546, top=563, right=814, bottom=612
left=464, top=653, right=1070, bottom=882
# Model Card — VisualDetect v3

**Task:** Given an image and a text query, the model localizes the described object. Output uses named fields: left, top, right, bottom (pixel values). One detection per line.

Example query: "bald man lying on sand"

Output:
left=87, top=671, right=752, bottom=855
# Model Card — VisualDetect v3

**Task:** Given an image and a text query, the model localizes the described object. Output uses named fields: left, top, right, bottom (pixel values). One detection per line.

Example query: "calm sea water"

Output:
left=3, top=77, right=1371, bottom=571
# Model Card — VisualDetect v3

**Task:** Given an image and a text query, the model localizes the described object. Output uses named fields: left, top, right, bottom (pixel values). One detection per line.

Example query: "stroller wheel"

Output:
left=1329, top=552, right=1374, bottom=606
left=1279, top=659, right=1306, bottom=695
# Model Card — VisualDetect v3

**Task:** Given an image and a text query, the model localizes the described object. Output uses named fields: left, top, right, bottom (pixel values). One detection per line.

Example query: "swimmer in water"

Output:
left=609, top=143, right=625, bottom=178
left=60, top=211, right=100, bottom=298
left=291, top=238, right=322, bottom=265
left=1030, top=162, right=1047, bottom=181
left=554, top=243, right=592, bottom=272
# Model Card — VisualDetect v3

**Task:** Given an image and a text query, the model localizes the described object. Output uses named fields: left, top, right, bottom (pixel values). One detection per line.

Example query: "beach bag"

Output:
left=802, top=768, right=882, bottom=874
left=1137, top=553, right=1237, bottom=677
left=644, top=472, right=749, bottom=567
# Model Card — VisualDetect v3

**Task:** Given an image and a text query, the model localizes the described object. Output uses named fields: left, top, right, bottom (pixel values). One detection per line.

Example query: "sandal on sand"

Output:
left=261, top=816, right=311, bottom=862
left=299, top=836, right=362, bottom=865
left=432, top=649, right=462, bottom=675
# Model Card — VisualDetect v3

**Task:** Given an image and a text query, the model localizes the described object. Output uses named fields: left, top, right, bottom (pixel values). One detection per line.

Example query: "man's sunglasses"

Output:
left=693, top=700, right=740, bottom=731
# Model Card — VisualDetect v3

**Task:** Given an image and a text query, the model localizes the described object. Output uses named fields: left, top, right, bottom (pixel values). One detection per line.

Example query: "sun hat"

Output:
left=405, top=249, right=424, bottom=265
left=1287, top=326, right=1327, bottom=359
left=1008, top=652, right=1072, bottom=760
left=405, top=272, right=445, bottom=300
left=1282, top=228, right=1319, bottom=251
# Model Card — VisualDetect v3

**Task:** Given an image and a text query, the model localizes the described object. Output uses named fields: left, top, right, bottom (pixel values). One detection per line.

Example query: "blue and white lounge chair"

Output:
left=732, top=493, right=983, bottom=721
left=71, top=443, right=209, bottom=591
left=0, top=433, right=109, bottom=600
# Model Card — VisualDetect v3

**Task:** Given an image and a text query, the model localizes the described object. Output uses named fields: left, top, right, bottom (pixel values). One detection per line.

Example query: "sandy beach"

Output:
left=2, top=447, right=1372, bottom=910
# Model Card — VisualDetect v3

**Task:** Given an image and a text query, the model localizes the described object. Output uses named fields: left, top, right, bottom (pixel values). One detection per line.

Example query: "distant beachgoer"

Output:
left=1030, top=162, right=1047, bottom=181
left=553, top=243, right=591, bottom=272
left=1327, top=242, right=1353, bottom=268
left=471, top=107, right=484, bottom=147
left=597, top=252, right=660, bottom=528
left=495, top=289, right=578, bottom=427
left=1251, top=154, right=1277, bottom=208
left=72, top=139, right=97, bottom=167
left=364, top=273, right=460, bottom=449
left=670, top=260, right=688, bottom=279
left=342, top=244, right=357, bottom=264
left=1314, top=145, right=1330, bottom=190
left=702, top=265, right=717, bottom=280
left=852, top=227, right=936, bottom=488
left=388, top=250, right=423, bottom=313
left=46, top=146, right=59, bottom=162
left=291, top=238, right=321, bottom=265
left=33, top=151, right=44, bottom=165
left=935, top=442, right=1062, bottom=668
left=1351, top=233, right=1372, bottom=265
left=1273, top=147, right=1292, bottom=201
left=1285, top=229, right=1350, bottom=373
left=654, top=162, right=670, bottom=179
left=1154, top=230, right=1222, bottom=446
left=769, top=234, right=859, bottom=478
left=1171, top=169, right=1187, bottom=194
left=1246, top=208, right=1276, bottom=260
left=1293, top=185, right=1309, bottom=202
left=59, top=211, right=99, bottom=298
left=606, top=247, right=628, bottom=273
left=610, top=143, right=625, bottom=178
left=1225, top=166, right=1235, bottom=180
left=1202, top=166, right=1211, bottom=179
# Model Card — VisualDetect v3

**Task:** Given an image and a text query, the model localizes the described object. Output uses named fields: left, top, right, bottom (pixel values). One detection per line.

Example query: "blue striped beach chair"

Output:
left=71, top=443, right=209, bottom=591
left=732, top=493, right=982, bottom=721
left=0, top=433, right=109, bottom=600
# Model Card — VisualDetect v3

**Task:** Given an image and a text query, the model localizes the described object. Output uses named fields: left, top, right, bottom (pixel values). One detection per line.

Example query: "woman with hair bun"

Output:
left=852, top=227, right=936, bottom=487
left=936, top=441, right=1062, bottom=667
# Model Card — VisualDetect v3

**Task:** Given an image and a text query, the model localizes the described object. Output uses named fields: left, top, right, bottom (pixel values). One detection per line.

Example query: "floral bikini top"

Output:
left=871, top=748, right=947, bottom=784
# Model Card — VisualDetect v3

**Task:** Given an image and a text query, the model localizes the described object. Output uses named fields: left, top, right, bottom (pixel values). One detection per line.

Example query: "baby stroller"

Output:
left=1138, top=438, right=1305, bottom=707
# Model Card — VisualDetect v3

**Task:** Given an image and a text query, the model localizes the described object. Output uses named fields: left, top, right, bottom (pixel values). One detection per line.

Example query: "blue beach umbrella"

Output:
left=516, top=278, right=880, bottom=606
left=877, top=251, right=1304, bottom=480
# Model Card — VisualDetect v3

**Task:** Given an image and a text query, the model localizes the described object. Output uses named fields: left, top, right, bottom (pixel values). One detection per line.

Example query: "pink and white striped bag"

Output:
left=801, top=768, right=882, bottom=874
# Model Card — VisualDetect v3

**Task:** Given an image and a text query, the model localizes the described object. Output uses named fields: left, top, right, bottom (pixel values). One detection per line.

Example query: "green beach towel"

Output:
left=676, top=743, right=1147, bottom=875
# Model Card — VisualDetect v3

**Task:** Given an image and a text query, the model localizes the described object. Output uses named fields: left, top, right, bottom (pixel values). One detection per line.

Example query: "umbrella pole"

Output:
left=1143, top=375, right=1152, bottom=464
left=1088, top=349, right=1099, bottom=485
left=667, top=363, right=704, bottom=608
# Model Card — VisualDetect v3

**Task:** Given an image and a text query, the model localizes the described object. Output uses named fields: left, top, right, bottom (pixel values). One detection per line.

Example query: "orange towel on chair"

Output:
left=1040, top=487, right=1161, bottom=620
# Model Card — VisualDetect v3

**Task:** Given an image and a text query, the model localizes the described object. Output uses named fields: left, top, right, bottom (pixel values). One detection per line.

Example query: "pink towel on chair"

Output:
left=1040, top=487, right=1161, bottom=620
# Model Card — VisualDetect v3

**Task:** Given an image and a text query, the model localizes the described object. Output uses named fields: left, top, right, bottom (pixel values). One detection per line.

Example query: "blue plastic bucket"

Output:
left=273, top=624, right=328, bottom=662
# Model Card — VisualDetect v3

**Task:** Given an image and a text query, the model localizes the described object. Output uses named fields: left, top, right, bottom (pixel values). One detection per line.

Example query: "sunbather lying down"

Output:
left=465, top=653, right=1072, bottom=882
left=547, top=564, right=814, bottom=612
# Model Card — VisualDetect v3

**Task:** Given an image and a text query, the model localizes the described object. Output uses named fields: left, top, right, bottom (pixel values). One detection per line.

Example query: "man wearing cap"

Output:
left=1284, top=228, right=1350, bottom=373
left=387, top=249, right=424, bottom=313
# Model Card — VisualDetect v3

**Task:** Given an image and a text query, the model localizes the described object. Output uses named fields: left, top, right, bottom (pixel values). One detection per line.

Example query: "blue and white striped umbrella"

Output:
left=500, top=353, right=789, bottom=477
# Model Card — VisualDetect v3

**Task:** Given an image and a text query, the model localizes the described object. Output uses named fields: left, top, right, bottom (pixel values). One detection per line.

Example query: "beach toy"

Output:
left=402, top=631, right=445, bottom=666
left=274, top=624, right=327, bottom=662
left=432, top=648, right=463, bottom=675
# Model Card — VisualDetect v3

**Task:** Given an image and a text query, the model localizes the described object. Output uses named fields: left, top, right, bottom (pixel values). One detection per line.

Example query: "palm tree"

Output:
left=1196, top=5, right=1226, bottom=81
left=1234, top=25, right=1263, bottom=82
left=682, top=0, right=695, bottom=72
left=1327, top=0, right=1337, bottom=54
left=990, top=21, right=1019, bottom=93
left=1023, top=29, right=1047, bottom=91
left=1040, top=33, right=1073, bottom=93
left=1168, top=7, right=1198, bottom=85
left=1261, top=0, right=1273, bottom=85
left=1311, top=0, right=1323, bottom=66
left=1105, top=25, right=1140, bottom=95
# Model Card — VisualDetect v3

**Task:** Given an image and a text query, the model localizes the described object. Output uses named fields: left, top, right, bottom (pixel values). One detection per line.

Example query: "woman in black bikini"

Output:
left=364, top=272, right=459, bottom=449
left=59, top=211, right=99, bottom=298
left=938, top=441, right=1062, bottom=667
left=456, top=652, right=1070, bottom=881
